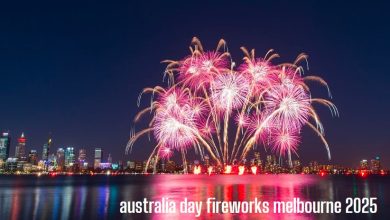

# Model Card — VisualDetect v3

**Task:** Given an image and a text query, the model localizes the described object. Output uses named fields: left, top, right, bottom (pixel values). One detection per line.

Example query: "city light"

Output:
left=193, top=166, right=201, bottom=175
left=251, top=166, right=257, bottom=175
left=207, top=166, right=213, bottom=175
left=238, top=166, right=245, bottom=175
left=224, top=165, right=232, bottom=174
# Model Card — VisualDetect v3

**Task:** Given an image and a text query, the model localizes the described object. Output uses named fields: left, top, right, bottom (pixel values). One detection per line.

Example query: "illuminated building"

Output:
left=292, top=160, right=302, bottom=173
left=94, top=148, right=103, bottom=169
left=15, top=133, right=27, bottom=161
left=371, top=156, right=381, bottom=174
left=99, top=162, right=112, bottom=169
left=48, top=153, right=57, bottom=166
left=134, top=161, right=143, bottom=172
left=204, top=155, right=210, bottom=167
left=65, top=147, right=75, bottom=167
left=127, top=161, right=135, bottom=170
left=265, top=155, right=277, bottom=173
left=254, top=151, right=261, bottom=165
left=360, top=159, right=369, bottom=170
left=107, top=153, right=112, bottom=164
left=56, top=148, right=65, bottom=170
left=28, top=149, right=39, bottom=165
left=309, top=161, right=319, bottom=173
left=165, top=160, right=176, bottom=173
left=78, top=148, right=87, bottom=166
left=42, top=138, right=52, bottom=161
left=6, top=157, right=18, bottom=172
left=0, top=132, right=11, bottom=161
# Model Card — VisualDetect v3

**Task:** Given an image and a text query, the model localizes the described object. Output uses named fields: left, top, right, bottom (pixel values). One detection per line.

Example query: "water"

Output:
left=0, top=174, right=388, bottom=220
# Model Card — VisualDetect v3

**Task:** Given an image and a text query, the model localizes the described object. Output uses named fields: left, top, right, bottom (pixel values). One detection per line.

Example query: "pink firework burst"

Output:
left=158, top=147, right=174, bottom=159
left=269, top=128, right=300, bottom=156
left=210, top=73, right=249, bottom=113
left=157, top=88, right=189, bottom=111
left=263, top=84, right=311, bottom=130
left=178, top=51, right=229, bottom=89
left=235, top=112, right=250, bottom=127
left=153, top=108, right=197, bottom=150
left=239, top=58, right=278, bottom=95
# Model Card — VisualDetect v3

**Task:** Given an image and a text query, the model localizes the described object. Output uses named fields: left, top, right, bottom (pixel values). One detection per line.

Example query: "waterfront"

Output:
left=0, top=175, right=388, bottom=220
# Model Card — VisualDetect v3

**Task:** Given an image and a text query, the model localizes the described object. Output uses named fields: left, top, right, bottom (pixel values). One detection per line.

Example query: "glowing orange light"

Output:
left=224, top=165, right=232, bottom=174
left=238, top=166, right=245, bottom=175
left=251, top=166, right=257, bottom=175
left=193, top=166, right=201, bottom=175
left=207, top=166, right=213, bottom=175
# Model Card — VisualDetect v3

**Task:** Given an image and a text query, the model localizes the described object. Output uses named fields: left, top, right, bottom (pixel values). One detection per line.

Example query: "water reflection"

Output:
left=0, top=175, right=388, bottom=220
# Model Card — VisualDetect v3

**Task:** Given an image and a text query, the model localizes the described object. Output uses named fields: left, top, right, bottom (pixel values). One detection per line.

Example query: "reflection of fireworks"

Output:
left=127, top=37, right=338, bottom=173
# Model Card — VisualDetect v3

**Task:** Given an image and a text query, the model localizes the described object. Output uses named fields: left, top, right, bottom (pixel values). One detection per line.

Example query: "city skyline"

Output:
left=0, top=131, right=387, bottom=172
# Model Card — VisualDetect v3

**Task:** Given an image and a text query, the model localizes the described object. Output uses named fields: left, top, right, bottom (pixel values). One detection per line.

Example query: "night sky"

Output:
left=0, top=1, right=389, bottom=168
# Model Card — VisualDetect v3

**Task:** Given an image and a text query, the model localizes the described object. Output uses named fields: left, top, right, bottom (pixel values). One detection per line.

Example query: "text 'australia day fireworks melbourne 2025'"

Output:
left=126, top=37, right=338, bottom=172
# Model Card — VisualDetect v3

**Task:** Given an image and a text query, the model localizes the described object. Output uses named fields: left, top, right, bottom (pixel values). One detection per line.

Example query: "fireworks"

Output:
left=127, top=37, right=338, bottom=173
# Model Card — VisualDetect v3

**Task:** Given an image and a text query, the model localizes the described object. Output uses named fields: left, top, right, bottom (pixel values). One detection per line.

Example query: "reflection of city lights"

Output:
left=238, top=166, right=245, bottom=175
left=207, top=166, right=213, bottom=175
left=251, top=166, right=257, bottom=175
left=193, top=166, right=201, bottom=175
left=224, top=165, right=232, bottom=174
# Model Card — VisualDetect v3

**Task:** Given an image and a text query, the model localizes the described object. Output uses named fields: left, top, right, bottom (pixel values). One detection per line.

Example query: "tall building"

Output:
left=292, top=160, right=302, bottom=173
left=78, top=149, right=87, bottom=165
left=371, top=156, right=381, bottom=174
left=15, top=133, right=27, bottom=161
left=64, top=147, right=75, bottom=167
left=253, top=151, right=262, bottom=167
left=204, top=155, right=210, bottom=167
left=42, top=138, right=52, bottom=161
left=360, top=159, right=369, bottom=170
left=94, top=148, right=103, bottom=169
left=56, top=148, right=65, bottom=170
left=107, top=153, right=112, bottom=164
left=28, top=149, right=39, bottom=165
left=0, top=132, right=11, bottom=161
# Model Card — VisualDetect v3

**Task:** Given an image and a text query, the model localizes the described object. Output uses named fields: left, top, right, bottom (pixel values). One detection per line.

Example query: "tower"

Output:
left=56, top=148, right=65, bottom=170
left=28, top=149, right=39, bottom=165
left=15, top=133, right=26, bottom=161
left=0, top=132, right=11, bottom=161
left=42, top=137, right=52, bottom=161
left=94, top=148, right=103, bottom=169
left=64, top=147, right=75, bottom=167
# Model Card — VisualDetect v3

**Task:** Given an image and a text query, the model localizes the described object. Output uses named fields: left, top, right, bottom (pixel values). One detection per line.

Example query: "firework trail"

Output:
left=126, top=37, right=338, bottom=172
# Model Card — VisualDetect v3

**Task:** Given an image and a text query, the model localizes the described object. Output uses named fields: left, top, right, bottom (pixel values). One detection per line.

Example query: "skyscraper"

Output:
left=15, top=133, right=26, bottom=161
left=56, top=148, right=65, bottom=170
left=78, top=149, right=87, bottom=165
left=0, top=132, right=11, bottom=161
left=107, top=153, right=112, bottom=164
left=94, top=148, right=103, bottom=169
left=28, top=149, right=39, bottom=165
left=371, top=156, right=381, bottom=174
left=64, top=147, right=75, bottom=168
left=360, top=159, right=369, bottom=170
left=42, top=138, right=52, bottom=161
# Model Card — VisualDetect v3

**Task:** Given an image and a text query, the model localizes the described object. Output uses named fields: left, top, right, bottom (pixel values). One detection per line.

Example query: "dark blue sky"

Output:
left=0, top=1, right=389, bottom=167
